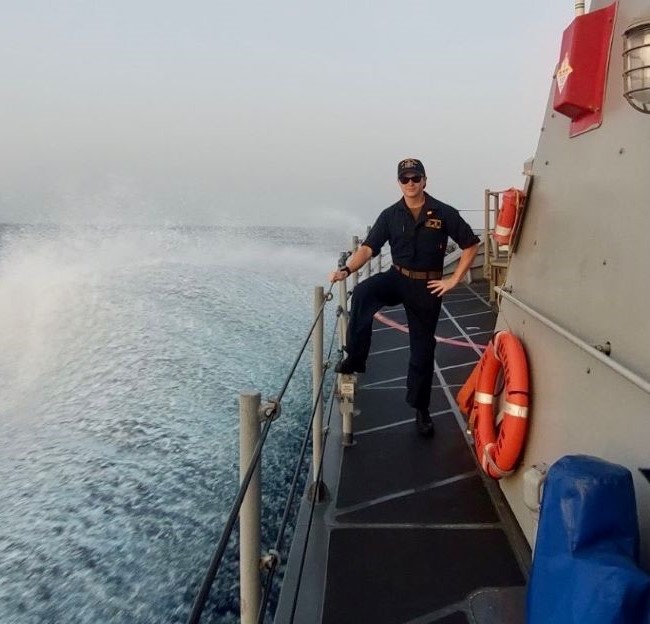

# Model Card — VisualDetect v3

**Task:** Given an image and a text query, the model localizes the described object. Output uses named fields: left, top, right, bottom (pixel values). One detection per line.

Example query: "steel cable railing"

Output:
left=186, top=413, right=275, bottom=624
left=186, top=282, right=336, bottom=624
left=275, top=284, right=335, bottom=403
left=256, top=317, right=340, bottom=623
left=288, top=364, right=339, bottom=623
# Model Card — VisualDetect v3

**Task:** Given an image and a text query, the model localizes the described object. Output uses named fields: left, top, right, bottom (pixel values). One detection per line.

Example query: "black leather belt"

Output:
left=393, top=264, right=443, bottom=280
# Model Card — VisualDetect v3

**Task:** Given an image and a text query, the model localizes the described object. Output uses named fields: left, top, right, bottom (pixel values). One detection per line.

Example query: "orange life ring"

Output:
left=493, top=188, right=524, bottom=245
left=472, top=331, right=529, bottom=479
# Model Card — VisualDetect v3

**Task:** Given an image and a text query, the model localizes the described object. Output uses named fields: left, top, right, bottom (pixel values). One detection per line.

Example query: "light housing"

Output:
left=623, top=19, right=650, bottom=113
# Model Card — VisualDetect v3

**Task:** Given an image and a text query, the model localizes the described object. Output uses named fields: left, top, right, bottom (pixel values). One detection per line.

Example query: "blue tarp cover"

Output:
left=527, top=455, right=650, bottom=624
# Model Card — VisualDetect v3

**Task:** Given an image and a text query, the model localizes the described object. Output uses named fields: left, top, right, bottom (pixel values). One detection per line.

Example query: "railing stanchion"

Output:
left=239, top=391, right=262, bottom=624
left=338, top=374, right=356, bottom=447
left=352, top=236, right=359, bottom=288
left=483, top=188, right=490, bottom=280
left=338, top=279, right=348, bottom=350
left=365, top=226, right=372, bottom=279
left=337, top=252, right=349, bottom=351
left=309, top=286, right=327, bottom=502
left=188, top=279, right=337, bottom=623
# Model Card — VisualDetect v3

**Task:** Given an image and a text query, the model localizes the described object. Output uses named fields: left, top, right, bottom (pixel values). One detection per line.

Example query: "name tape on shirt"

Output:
left=425, top=218, right=442, bottom=229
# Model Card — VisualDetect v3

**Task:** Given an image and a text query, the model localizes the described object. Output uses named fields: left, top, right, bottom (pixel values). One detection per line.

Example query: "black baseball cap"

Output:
left=397, top=158, right=426, bottom=178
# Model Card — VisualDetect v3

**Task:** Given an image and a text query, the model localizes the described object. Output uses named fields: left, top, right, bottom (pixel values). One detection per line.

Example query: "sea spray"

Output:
left=0, top=223, right=346, bottom=623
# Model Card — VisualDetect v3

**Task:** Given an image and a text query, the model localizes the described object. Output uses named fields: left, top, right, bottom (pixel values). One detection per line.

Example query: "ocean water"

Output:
left=0, top=224, right=345, bottom=623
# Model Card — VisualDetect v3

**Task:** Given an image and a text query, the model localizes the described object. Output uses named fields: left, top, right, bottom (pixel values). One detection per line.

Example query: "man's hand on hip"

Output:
left=427, top=277, right=458, bottom=297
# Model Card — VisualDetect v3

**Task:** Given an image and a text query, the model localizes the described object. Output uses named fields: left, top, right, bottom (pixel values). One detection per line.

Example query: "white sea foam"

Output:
left=0, top=224, right=340, bottom=623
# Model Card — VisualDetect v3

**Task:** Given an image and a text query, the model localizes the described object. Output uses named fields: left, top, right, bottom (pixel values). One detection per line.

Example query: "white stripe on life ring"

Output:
left=495, top=224, right=512, bottom=236
left=493, top=331, right=503, bottom=362
left=483, top=442, right=515, bottom=478
left=503, top=401, right=528, bottom=418
left=475, top=392, right=493, bottom=405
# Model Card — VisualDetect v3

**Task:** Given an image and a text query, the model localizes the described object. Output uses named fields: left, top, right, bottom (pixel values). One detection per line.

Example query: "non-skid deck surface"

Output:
left=321, top=281, right=528, bottom=624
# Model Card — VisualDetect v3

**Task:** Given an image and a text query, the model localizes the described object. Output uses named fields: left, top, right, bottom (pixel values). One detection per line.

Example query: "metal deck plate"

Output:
left=336, top=414, right=476, bottom=509
left=322, top=528, right=524, bottom=624
left=274, top=283, right=530, bottom=624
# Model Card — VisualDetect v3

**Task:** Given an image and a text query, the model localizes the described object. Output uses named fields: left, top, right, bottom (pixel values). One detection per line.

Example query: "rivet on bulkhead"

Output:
left=619, top=147, right=625, bottom=155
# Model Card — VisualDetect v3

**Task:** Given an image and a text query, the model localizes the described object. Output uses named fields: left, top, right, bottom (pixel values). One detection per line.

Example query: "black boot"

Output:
left=415, top=408, right=434, bottom=438
left=335, top=356, right=366, bottom=374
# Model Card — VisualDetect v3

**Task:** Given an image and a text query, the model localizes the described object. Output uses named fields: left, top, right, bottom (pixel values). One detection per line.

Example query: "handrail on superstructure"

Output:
left=496, top=287, right=650, bottom=395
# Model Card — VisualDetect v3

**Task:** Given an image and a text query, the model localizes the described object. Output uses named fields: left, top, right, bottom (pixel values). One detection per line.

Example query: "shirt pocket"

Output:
left=418, top=226, right=447, bottom=258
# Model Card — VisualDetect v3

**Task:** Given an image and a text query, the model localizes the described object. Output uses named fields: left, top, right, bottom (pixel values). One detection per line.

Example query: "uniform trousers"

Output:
left=345, top=267, right=442, bottom=411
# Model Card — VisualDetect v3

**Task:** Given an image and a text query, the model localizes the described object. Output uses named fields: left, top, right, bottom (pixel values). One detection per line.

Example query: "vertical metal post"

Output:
left=338, top=277, right=348, bottom=350
left=365, top=226, right=372, bottom=279
left=337, top=252, right=349, bottom=351
left=352, top=236, right=359, bottom=288
left=239, top=391, right=261, bottom=624
left=309, top=287, right=327, bottom=501
left=338, top=375, right=356, bottom=447
left=337, top=251, right=354, bottom=448
left=483, top=189, right=490, bottom=280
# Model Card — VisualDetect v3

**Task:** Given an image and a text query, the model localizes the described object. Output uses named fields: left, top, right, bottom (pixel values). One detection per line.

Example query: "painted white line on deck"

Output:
left=373, top=325, right=400, bottom=334
left=439, top=360, right=481, bottom=371
left=334, top=471, right=478, bottom=516
left=361, top=375, right=406, bottom=387
left=466, top=283, right=491, bottom=307
left=438, top=300, right=475, bottom=307
left=441, top=305, right=487, bottom=358
left=359, top=382, right=465, bottom=390
left=450, top=310, right=494, bottom=321
left=377, top=307, right=405, bottom=316
left=369, top=345, right=409, bottom=357
left=401, top=600, right=470, bottom=624
left=356, top=408, right=451, bottom=435
left=334, top=522, right=503, bottom=530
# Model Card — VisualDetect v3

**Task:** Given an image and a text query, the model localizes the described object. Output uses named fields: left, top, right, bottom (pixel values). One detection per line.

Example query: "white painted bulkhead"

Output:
left=496, top=0, right=650, bottom=565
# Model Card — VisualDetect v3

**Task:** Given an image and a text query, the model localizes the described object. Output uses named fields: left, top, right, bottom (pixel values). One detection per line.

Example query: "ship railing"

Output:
left=185, top=236, right=377, bottom=624
left=495, top=286, right=650, bottom=396
left=483, top=175, right=533, bottom=303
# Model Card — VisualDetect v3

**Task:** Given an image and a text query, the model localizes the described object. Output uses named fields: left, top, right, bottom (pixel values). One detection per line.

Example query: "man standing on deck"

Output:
left=329, top=158, right=479, bottom=438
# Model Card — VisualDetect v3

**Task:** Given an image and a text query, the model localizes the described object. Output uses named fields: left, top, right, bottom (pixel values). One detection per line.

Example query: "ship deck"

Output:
left=275, top=280, right=531, bottom=624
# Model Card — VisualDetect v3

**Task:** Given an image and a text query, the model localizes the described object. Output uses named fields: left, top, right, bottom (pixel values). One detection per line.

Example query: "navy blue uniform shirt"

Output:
left=363, top=193, right=479, bottom=271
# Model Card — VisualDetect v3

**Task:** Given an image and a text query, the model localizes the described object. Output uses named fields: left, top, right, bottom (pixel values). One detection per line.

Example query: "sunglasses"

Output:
left=399, top=175, right=422, bottom=184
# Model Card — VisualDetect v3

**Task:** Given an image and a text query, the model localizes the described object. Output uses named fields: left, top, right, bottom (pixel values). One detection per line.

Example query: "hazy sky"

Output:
left=1, top=1, right=576, bottom=228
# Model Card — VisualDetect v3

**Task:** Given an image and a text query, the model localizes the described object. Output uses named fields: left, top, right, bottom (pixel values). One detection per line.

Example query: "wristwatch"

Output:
left=340, top=265, right=351, bottom=277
